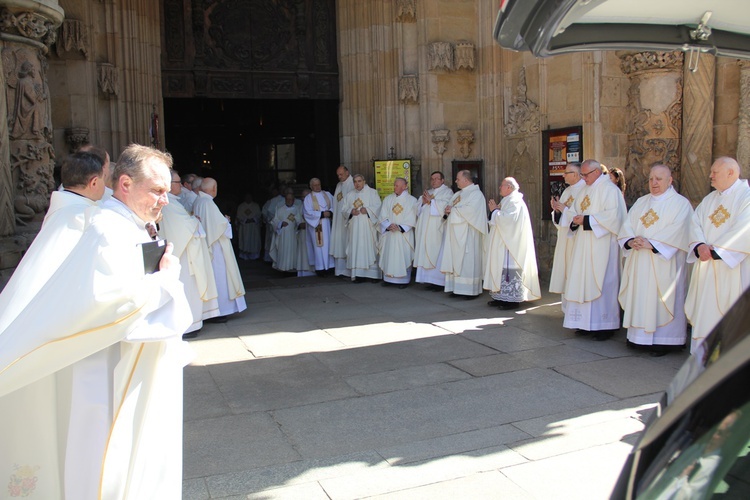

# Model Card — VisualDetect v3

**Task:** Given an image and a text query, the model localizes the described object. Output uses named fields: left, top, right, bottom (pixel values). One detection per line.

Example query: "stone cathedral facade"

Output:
left=0, top=0, right=748, bottom=284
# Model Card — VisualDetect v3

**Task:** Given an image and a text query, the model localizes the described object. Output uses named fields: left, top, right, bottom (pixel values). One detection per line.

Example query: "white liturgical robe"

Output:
left=484, top=190, right=541, bottom=303
left=549, top=179, right=586, bottom=298
left=344, top=185, right=382, bottom=280
left=160, top=193, right=220, bottom=332
left=194, top=191, right=247, bottom=316
left=563, top=174, right=627, bottom=331
left=270, top=203, right=302, bottom=271
left=303, top=190, right=335, bottom=270
left=236, top=200, right=262, bottom=260
left=331, top=174, right=354, bottom=276
left=378, top=190, right=418, bottom=284
left=414, top=183, right=453, bottom=286
left=440, top=183, right=488, bottom=296
left=262, top=194, right=284, bottom=261
left=685, top=178, right=750, bottom=352
left=0, top=197, right=192, bottom=499
left=618, top=186, right=693, bottom=346
left=178, top=186, right=197, bottom=214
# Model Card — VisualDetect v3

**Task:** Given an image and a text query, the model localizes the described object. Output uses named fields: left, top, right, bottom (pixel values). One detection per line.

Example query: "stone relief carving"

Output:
left=0, top=9, right=58, bottom=49
left=428, top=42, right=454, bottom=72
left=55, top=19, right=89, bottom=58
left=396, top=0, right=416, bottom=23
left=399, top=75, right=418, bottom=104
left=621, top=52, right=684, bottom=203
left=65, top=127, right=89, bottom=153
left=431, top=129, right=450, bottom=156
left=505, top=67, right=539, bottom=137
left=3, top=48, right=55, bottom=224
left=97, top=63, right=119, bottom=97
left=455, top=41, right=475, bottom=71
left=619, top=50, right=684, bottom=75
left=738, top=61, right=750, bottom=179
left=164, top=0, right=185, bottom=62
left=507, top=138, right=539, bottom=226
left=456, top=129, right=474, bottom=159
left=314, top=0, right=331, bottom=66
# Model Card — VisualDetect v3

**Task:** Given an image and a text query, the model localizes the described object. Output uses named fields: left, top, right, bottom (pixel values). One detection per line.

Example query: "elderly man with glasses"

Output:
left=549, top=162, right=585, bottom=310
left=562, top=159, right=627, bottom=340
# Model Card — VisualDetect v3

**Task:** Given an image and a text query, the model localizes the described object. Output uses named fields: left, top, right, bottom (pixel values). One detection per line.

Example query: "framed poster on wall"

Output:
left=542, top=126, right=582, bottom=221
left=374, top=160, right=411, bottom=199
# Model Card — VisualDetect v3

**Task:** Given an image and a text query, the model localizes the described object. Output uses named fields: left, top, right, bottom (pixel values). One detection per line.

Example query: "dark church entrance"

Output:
left=163, top=97, right=339, bottom=212
left=160, top=0, right=340, bottom=211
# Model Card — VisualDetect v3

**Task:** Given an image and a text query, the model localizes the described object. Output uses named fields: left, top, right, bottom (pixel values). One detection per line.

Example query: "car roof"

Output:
left=494, top=0, right=750, bottom=60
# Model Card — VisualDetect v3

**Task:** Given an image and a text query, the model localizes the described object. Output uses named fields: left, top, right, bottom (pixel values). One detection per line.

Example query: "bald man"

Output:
left=618, top=165, right=693, bottom=355
left=331, top=165, right=355, bottom=277
left=194, top=177, right=247, bottom=320
left=303, top=177, right=335, bottom=274
left=685, top=157, right=750, bottom=352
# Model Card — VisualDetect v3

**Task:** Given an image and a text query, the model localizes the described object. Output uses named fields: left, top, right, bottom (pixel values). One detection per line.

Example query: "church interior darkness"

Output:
left=163, top=97, right=340, bottom=212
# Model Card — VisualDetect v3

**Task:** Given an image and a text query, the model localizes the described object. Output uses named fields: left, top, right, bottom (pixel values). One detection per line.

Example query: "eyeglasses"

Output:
left=580, top=170, right=596, bottom=177
left=563, top=171, right=577, bottom=175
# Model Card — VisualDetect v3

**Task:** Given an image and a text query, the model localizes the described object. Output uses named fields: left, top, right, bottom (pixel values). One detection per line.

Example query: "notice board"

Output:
left=542, top=126, right=583, bottom=220
left=374, top=160, right=411, bottom=199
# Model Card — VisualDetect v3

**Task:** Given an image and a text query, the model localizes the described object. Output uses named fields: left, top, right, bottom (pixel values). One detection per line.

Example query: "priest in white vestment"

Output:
left=484, top=178, right=541, bottom=309
left=0, top=145, right=192, bottom=499
left=178, top=173, right=198, bottom=213
left=270, top=190, right=303, bottom=272
left=0, top=152, right=107, bottom=333
left=618, top=165, right=693, bottom=354
left=331, top=165, right=355, bottom=277
left=378, top=177, right=418, bottom=288
left=262, top=189, right=285, bottom=262
left=549, top=163, right=585, bottom=311
left=303, top=177, right=335, bottom=273
left=236, top=193, right=262, bottom=260
left=685, top=157, right=750, bottom=352
left=344, top=174, right=382, bottom=282
left=297, top=189, right=316, bottom=276
left=563, top=159, right=628, bottom=340
left=441, top=170, right=487, bottom=297
left=194, top=178, right=247, bottom=319
left=414, top=171, right=453, bottom=289
left=160, top=169, right=220, bottom=338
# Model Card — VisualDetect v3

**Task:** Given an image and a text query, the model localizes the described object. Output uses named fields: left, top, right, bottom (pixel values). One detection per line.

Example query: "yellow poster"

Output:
left=374, top=160, right=411, bottom=199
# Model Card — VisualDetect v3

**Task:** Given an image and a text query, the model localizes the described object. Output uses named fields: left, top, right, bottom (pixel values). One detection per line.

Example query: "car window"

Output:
left=636, top=400, right=750, bottom=499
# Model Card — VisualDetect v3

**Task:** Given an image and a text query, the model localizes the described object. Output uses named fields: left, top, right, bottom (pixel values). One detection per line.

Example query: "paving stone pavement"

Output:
left=182, top=261, right=689, bottom=499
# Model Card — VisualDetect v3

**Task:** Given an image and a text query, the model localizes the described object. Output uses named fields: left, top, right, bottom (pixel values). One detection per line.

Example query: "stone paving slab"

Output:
left=323, top=321, right=452, bottom=348
left=239, top=328, right=344, bottom=357
left=555, top=355, right=682, bottom=399
left=318, top=446, right=528, bottom=500
left=203, top=451, right=388, bottom=498
left=366, top=470, right=533, bottom=500
left=271, top=368, right=616, bottom=459
left=447, top=353, right=536, bottom=377
left=228, top=303, right=299, bottom=326
left=460, top=325, right=563, bottom=353
left=376, top=424, right=532, bottom=466
left=243, top=482, right=331, bottom=499
left=311, top=334, right=499, bottom=376
left=206, top=353, right=359, bottom=413
left=183, top=412, right=301, bottom=479
left=501, top=441, right=633, bottom=499
left=344, top=363, right=471, bottom=395
left=184, top=366, right=232, bottom=421
left=187, top=337, right=256, bottom=365
left=510, top=343, right=607, bottom=368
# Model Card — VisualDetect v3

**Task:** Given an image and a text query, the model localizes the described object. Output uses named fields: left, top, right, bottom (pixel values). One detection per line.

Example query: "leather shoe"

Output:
left=206, top=315, right=228, bottom=324
left=593, top=329, right=616, bottom=341
left=398, top=284, right=408, bottom=289
left=182, top=331, right=199, bottom=339
left=487, top=300, right=504, bottom=307
left=499, top=302, right=520, bottom=310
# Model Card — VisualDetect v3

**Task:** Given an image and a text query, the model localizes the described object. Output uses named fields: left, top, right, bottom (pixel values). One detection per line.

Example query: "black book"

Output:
left=139, top=239, right=167, bottom=274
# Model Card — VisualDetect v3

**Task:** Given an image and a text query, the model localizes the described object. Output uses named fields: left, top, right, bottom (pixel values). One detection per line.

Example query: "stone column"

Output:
left=681, top=53, right=716, bottom=206
left=619, top=51, right=684, bottom=204
left=0, top=1, right=64, bottom=235
left=738, top=61, right=750, bottom=179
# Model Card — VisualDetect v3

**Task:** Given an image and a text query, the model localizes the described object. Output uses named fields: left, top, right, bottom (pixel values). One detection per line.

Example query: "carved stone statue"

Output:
left=8, top=61, right=48, bottom=140
left=505, top=67, right=540, bottom=137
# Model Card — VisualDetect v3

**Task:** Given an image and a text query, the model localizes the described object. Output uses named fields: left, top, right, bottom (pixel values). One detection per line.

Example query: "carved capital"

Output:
left=97, top=63, right=119, bottom=97
left=396, top=0, right=416, bottom=23
left=65, top=127, right=89, bottom=153
left=618, top=51, right=684, bottom=76
left=505, top=67, right=540, bottom=137
left=431, top=129, right=450, bottom=156
left=428, top=42, right=454, bottom=72
left=0, top=8, right=61, bottom=48
left=55, top=19, right=89, bottom=58
left=399, top=75, right=419, bottom=104
left=455, top=41, right=475, bottom=71
left=456, top=129, right=475, bottom=159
